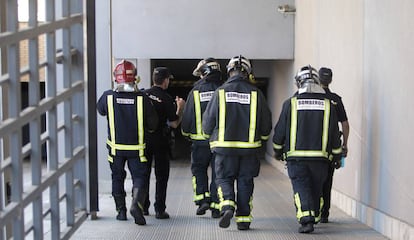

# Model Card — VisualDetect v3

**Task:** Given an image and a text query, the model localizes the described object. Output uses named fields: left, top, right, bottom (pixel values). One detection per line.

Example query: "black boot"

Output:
left=113, top=195, right=127, bottom=221
left=130, top=188, right=146, bottom=225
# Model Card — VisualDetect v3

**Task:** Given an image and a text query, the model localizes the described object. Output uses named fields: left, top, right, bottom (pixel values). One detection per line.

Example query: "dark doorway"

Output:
left=150, top=59, right=270, bottom=161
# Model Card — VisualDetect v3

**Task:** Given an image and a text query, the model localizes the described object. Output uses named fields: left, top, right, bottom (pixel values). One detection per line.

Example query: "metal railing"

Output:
left=0, top=0, right=96, bottom=239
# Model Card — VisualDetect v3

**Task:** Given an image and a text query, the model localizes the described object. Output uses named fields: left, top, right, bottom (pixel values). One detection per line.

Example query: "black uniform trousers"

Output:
left=321, top=164, right=335, bottom=218
left=191, top=143, right=218, bottom=208
left=109, top=155, right=149, bottom=197
left=215, top=153, right=260, bottom=220
left=286, top=160, right=329, bottom=224
left=144, top=135, right=170, bottom=213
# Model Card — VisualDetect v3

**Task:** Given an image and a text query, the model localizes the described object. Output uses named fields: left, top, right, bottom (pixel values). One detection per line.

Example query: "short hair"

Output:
left=152, top=67, right=173, bottom=85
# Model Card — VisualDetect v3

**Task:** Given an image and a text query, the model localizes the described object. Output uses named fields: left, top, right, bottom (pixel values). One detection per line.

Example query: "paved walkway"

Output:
left=72, top=158, right=388, bottom=240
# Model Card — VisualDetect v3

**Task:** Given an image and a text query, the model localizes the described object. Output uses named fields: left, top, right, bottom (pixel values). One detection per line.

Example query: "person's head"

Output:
left=294, top=65, right=319, bottom=88
left=113, top=59, right=139, bottom=92
left=318, top=67, right=332, bottom=87
left=226, top=55, right=252, bottom=78
left=152, top=67, right=174, bottom=89
left=192, top=58, right=221, bottom=78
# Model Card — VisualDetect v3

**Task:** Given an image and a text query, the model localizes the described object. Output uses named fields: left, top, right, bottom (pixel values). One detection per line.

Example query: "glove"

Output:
left=274, top=150, right=284, bottom=161
left=342, top=145, right=348, bottom=158
left=332, top=159, right=341, bottom=169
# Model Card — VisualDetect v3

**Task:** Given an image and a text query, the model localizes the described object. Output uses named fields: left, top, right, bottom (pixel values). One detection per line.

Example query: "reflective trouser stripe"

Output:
left=294, top=192, right=315, bottom=220
left=219, top=200, right=236, bottom=210
left=192, top=176, right=210, bottom=201
left=236, top=216, right=252, bottom=223
left=217, top=186, right=236, bottom=210
left=210, top=202, right=220, bottom=210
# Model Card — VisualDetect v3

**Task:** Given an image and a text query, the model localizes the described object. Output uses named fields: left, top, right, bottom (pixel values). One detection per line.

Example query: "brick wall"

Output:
left=19, top=22, right=46, bottom=82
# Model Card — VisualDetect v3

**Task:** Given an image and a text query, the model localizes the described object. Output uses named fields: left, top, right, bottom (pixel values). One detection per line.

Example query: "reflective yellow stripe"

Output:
left=287, top=150, right=328, bottom=158
left=210, top=141, right=261, bottom=148
left=218, top=186, right=224, bottom=203
left=213, top=90, right=260, bottom=149
left=332, top=147, right=342, bottom=154
left=249, top=91, right=257, bottom=143
left=294, top=192, right=314, bottom=220
left=236, top=216, right=252, bottom=223
left=218, top=89, right=226, bottom=141
left=219, top=200, right=236, bottom=209
left=108, top=95, right=116, bottom=155
left=210, top=202, right=220, bottom=210
left=183, top=133, right=206, bottom=140
left=107, top=155, right=113, bottom=163
left=273, top=143, right=283, bottom=150
left=316, top=196, right=324, bottom=222
left=107, top=95, right=147, bottom=162
left=137, top=96, right=147, bottom=162
left=261, top=135, right=269, bottom=140
left=106, top=140, right=145, bottom=150
left=193, top=90, right=204, bottom=139
left=290, top=97, right=297, bottom=152
left=192, top=175, right=212, bottom=201
left=289, top=98, right=331, bottom=159
left=322, top=99, right=330, bottom=153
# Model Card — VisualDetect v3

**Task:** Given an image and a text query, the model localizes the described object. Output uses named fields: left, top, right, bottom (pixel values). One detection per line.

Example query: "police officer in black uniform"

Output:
left=181, top=58, right=224, bottom=218
left=97, top=60, right=158, bottom=225
left=319, top=67, right=349, bottom=223
left=272, top=65, right=342, bottom=233
left=203, top=55, right=272, bottom=230
left=144, top=67, right=186, bottom=219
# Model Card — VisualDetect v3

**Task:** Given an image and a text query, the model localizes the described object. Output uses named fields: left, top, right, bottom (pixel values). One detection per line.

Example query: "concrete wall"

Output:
left=110, top=0, right=294, bottom=59
left=292, top=0, right=414, bottom=238
left=95, top=0, right=295, bottom=191
left=96, top=0, right=414, bottom=238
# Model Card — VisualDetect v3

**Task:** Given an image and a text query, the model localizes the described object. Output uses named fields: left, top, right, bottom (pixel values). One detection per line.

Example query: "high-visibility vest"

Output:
left=273, top=97, right=342, bottom=160
left=106, top=95, right=147, bottom=162
left=209, top=89, right=265, bottom=149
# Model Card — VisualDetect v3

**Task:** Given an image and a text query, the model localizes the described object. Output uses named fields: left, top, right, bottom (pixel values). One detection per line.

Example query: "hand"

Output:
left=176, top=96, right=185, bottom=106
left=175, top=96, right=186, bottom=114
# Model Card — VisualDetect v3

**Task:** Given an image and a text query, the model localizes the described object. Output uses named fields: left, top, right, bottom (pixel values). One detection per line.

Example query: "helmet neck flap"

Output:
left=114, top=82, right=139, bottom=92
left=297, top=82, right=325, bottom=94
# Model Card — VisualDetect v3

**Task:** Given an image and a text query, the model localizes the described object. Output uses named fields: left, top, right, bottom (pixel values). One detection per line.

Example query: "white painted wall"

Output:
left=110, top=0, right=294, bottom=59
left=96, top=1, right=414, bottom=238
left=293, top=0, right=414, bottom=238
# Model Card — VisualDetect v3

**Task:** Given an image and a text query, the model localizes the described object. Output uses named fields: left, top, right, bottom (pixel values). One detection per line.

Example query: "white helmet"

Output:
left=294, top=65, right=319, bottom=88
left=226, top=55, right=252, bottom=75
left=295, top=65, right=325, bottom=94
left=192, top=58, right=221, bottom=77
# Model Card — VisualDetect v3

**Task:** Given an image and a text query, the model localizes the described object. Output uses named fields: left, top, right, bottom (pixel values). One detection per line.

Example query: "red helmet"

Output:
left=113, top=60, right=137, bottom=83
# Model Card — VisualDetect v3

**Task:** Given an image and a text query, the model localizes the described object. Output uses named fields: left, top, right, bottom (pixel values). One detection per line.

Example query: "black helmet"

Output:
left=318, top=67, right=332, bottom=85
left=192, top=58, right=221, bottom=77
left=226, top=55, right=252, bottom=75
left=294, top=65, right=319, bottom=88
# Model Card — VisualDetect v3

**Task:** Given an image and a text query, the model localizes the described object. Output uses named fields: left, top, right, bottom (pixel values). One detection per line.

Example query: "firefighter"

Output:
left=318, top=67, right=349, bottom=223
left=144, top=67, right=186, bottom=219
left=181, top=58, right=224, bottom=218
left=272, top=65, right=342, bottom=233
left=202, top=55, right=272, bottom=230
left=97, top=60, right=158, bottom=225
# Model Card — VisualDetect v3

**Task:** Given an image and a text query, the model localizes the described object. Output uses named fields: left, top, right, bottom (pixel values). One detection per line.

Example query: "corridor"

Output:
left=73, top=158, right=387, bottom=240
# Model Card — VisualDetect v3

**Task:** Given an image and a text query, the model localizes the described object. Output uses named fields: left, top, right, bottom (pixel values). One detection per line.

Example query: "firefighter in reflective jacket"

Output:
left=97, top=60, right=158, bottom=225
left=272, top=65, right=342, bottom=234
left=202, top=55, right=272, bottom=230
left=181, top=58, right=224, bottom=218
